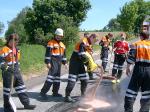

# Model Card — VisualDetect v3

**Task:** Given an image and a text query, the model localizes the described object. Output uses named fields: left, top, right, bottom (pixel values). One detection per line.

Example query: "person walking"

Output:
left=111, top=33, right=129, bottom=83
left=0, top=34, right=36, bottom=112
left=99, top=33, right=113, bottom=72
left=124, top=32, right=150, bottom=112
left=65, top=34, right=97, bottom=102
left=40, top=28, right=67, bottom=98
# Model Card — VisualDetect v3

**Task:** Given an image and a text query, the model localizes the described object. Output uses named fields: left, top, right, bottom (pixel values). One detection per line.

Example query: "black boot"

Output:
left=65, top=96, right=75, bottom=103
left=40, top=92, right=48, bottom=99
left=52, top=93, right=62, bottom=97
left=24, top=104, right=36, bottom=110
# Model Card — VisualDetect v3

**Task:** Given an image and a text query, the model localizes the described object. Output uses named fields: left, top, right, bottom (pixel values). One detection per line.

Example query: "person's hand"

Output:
left=126, top=67, right=131, bottom=76
left=47, top=63, right=51, bottom=69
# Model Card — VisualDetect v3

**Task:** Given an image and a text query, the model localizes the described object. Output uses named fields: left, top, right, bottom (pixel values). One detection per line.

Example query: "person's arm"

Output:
left=62, top=48, right=67, bottom=65
left=45, top=42, right=52, bottom=69
left=126, top=44, right=136, bottom=76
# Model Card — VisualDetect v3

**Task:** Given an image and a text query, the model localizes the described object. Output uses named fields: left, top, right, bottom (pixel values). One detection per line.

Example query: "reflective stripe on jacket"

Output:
left=0, top=46, right=20, bottom=65
left=45, top=39, right=66, bottom=64
left=127, top=40, right=150, bottom=64
left=74, top=37, right=91, bottom=56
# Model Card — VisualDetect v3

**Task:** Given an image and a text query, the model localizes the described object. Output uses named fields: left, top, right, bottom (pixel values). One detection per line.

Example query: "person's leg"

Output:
left=65, top=52, right=78, bottom=102
left=140, top=66, right=150, bottom=112
left=14, top=65, right=35, bottom=109
left=52, top=60, right=62, bottom=97
left=124, top=65, right=141, bottom=112
left=2, top=70, right=14, bottom=112
left=117, top=54, right=126, bottom=82
left=112, top=54, right=118, bottom=77
left=101, top=47, right=108, bottom=71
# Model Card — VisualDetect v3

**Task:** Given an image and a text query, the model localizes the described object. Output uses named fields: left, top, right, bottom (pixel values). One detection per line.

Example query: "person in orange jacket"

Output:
left=0, top=34, right=36, bottom=112
left=99, top=33, right=113, bottom=72
left=40, top=28, right=67, bottom=98
left=124, top=31, right=150, bottom=112
left=65, top=33, right=97, bottom=102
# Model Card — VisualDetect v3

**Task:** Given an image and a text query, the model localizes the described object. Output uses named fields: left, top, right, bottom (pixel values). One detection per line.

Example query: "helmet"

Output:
left=55, top=28, right=63, bottom=36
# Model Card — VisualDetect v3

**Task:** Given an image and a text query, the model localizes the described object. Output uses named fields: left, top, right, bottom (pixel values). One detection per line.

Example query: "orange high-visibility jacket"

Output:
left=45, top=39, right=66, bottom=64
left=74, top=37, right=92, bottom=55
left=99, top=36, right=111, bottom=47
left=127, top=40, right=150, bottom=64
left=0, top=46, right=20, bottom=65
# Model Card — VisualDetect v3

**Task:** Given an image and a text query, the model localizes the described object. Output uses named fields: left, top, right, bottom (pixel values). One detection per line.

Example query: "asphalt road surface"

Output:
left=0, top=49, right=149, bottom=112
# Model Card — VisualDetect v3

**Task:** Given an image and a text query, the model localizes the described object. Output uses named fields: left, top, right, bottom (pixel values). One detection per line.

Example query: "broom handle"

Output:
left=91, top=66, right=104, bottom=99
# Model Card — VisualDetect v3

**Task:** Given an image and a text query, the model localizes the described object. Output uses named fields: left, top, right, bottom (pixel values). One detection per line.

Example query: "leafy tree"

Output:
left=134, top=0, right=150, bottom=33
left=117, top=1, right=138, bottom=32
left=5, top=7, right=30, bottom=43
left=117, top=0, right=150, bottom=33
left=0, top=22, right=4, bottom=34
left=24, top=0, right=91, bottom=44
left=103, top=18, right=121, bottom=31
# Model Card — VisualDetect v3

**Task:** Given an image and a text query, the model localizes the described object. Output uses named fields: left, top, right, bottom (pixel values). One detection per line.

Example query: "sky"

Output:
left=0, top=0, right=131, bottom=37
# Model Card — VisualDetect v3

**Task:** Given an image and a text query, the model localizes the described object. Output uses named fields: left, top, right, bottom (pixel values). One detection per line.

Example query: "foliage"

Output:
left=0, top=22, right=4, bottom=34
left=5, top=7, right=30, bottom=43
left=117, top=1, right=138, bottom=32
left=24, top=0, right=91, bottom=44
left=117, top=0, right=150, bottom=33
left=103, top=18, right=121, bottom=31
left=134, top=0, right=150, bottom=33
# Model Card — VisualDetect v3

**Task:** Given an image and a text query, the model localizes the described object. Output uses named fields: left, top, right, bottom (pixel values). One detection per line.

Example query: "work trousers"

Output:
left=2, top=64, right=29, bottom=112
left=124, top=63, right=150, bottom=112
left=41, top=58, right=61, bottom=95
left=112, top=53, right=126, bottom=79
left=65, top=52, right=88, bottom=97
left=101, top=47, right=109, bottom=71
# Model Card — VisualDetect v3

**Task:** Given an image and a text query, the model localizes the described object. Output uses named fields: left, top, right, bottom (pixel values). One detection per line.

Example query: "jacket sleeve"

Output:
left=126, top=44, right=136, bottom=64
left=62, top=49, right=67, bottom=65
left=79, top=42, right=89, bottom=63
left=0, top=49, right=6, bottom=69
left=45, top=44, right=52, bottom=64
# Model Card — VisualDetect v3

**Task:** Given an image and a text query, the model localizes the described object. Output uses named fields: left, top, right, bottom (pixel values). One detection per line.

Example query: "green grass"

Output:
left=19, top=44, right=45, bottom=74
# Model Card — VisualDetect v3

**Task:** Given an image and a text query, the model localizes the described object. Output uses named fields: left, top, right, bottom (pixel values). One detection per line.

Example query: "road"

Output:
left=0, top=44, right=148, bottom=112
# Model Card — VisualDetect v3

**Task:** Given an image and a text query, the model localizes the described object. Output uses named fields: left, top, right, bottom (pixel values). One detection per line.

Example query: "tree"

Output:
left=0, top=22, right=4, bottom=34
left=134, top=0, right=150, bottom=33
left=24, top=0, right=91, bottom=44
left=5, top=7, right=30, bottom=43
left=117, top=1, right=138, bottom=33
left=103, top=18, right=121, bottom=31
left=117, top=0, right=150, bottom=33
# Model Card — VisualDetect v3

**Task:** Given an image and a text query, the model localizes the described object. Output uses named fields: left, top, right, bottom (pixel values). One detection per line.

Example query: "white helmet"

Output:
left=55, top=28, right=63, bottom=36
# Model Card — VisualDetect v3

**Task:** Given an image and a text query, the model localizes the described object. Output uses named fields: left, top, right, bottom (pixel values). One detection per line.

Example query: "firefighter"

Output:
left=111, top=33, right=129, bottom=83
left=84, top=33, right=96, bottom=80
left=124, top=32, right=150, bottom=112
left=99, top=33, right=113, bottom=72
left=40, top=28, right=66, bottom=98
left=0, top=34, right=36, bottom=112
left=65, top=34, right=97, bottom=102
